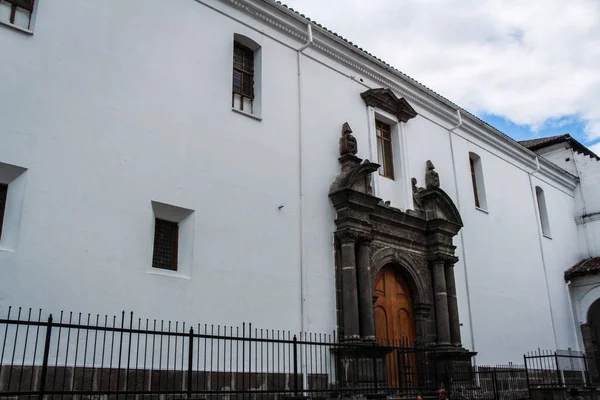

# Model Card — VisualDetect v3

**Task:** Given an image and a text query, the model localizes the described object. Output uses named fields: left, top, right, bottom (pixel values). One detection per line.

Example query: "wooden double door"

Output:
left=374, top=265, right=417, bottom=388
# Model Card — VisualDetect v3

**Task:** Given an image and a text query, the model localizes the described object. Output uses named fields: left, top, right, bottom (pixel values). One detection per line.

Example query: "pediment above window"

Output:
left=360, top=88, right=417, bottom=122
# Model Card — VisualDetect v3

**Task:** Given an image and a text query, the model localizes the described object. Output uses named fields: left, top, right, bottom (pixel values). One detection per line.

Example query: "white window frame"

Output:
left=367, top=106, right=412, bottom=210
left=148, top=201, right=195, bottom=279
left=468, top=152, right=488, bottom=211
left=0, top=162, right=27, bottom=252
left=535, top=186, right=552, bottom=238
left=232, top=33, right=262, bottom=120
left=0, top=0, right=39, bottom=34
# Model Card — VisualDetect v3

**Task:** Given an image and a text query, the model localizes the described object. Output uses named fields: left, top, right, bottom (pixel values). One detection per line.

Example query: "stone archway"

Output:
left=370, top=248, right=432, bottom=345
left=582, top=298, right=600, bottom=376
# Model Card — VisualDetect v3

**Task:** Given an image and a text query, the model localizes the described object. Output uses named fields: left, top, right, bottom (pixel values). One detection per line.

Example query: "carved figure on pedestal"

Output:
left=339, top=122, right=357, bottom=156
left=412, top=177, right=425, bottom=210
left=330, top=122, right=379, bottom=196
left=425, top=160, right=440, bottom=189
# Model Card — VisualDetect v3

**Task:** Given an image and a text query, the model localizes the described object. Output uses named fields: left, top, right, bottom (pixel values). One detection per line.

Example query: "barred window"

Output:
left=1, top=0, right=36, bottom=30
left=233, top=42, right=254, bottom=101
left=152, top=219, right=179, bottom=271
left=0, top=184, right=7, bottom=239
left=376, top=120, right=394, bottom=180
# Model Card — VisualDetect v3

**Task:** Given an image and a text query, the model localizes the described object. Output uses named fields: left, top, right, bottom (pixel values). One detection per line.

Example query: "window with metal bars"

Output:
left=232, top=42, right=254, bottom=109
left=0, top=184, right=7, bottom=240
left=376, top=120, right=395, bottom=179
left=1, top=0, right=35, bottom=30
left=152, top=219, right=179, bottom=271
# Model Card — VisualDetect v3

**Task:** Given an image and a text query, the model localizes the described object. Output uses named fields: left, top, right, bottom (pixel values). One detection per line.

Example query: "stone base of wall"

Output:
left=530, top=388, right=600, bottom=400
left=0, top=365, right=329, bottom=399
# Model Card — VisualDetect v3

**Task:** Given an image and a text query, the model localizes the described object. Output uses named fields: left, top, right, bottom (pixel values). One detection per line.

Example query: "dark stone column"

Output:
left=445, top=260, right=462, bottom=347
left=356, top=238, right=375, bottom=340
left=340, top=235, right=360, bottom=340
left=432, top=260, right=451, bottom=346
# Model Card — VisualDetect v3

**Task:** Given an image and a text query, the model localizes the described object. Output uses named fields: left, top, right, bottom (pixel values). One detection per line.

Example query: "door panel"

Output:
left=374, top=265, right=416, bottom=388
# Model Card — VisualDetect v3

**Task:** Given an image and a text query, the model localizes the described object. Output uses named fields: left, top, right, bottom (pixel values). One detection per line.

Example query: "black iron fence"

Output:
left=0, top=307, right=447, bottom=399
left=5, top=306, right=585, bottom=400
left=449, top=364, right=529, bottom=400
left=524, top=348, right=600, bottom=389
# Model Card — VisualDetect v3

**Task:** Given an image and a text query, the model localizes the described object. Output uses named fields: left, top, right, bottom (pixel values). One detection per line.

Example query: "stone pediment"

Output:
left=419, top=187, right=463, bottom=227
left=360, top=88, right=418, bottom=122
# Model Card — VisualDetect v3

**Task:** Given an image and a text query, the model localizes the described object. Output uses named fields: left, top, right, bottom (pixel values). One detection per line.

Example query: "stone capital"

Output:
left=335, top=230, right=372, bottom=244
left=427, top=252, right=458, bottom=264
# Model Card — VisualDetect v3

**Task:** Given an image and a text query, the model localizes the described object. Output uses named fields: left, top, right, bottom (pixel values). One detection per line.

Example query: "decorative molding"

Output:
left=360, top=88, right=417, bottom=123
left=334, top=229, right=372, bottom=243
left=218, top=0, right=577, bottom=192
left=427, top=253, right=459, bottom=264
left=576, top=212, right=600, bottom=225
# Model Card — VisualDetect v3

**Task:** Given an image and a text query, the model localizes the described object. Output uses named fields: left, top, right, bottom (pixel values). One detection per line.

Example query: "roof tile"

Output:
left=565, top=258, right=600, bottom=281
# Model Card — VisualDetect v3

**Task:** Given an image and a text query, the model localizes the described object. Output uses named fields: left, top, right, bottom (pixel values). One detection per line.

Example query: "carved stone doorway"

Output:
left=374, top=265, right=417, bottom=388
left=585, top=299, right=600, bottom=375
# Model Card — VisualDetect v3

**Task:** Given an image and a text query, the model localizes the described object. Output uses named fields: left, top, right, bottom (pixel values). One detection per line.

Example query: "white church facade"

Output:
left=1, top=0, right=600, bottom=366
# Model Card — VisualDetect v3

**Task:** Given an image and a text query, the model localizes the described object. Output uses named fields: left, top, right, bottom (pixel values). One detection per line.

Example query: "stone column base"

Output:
left=332, top=343, right=395, bottom=394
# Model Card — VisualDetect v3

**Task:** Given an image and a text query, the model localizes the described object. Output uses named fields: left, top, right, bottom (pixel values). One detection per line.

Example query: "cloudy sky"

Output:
left=285, top=0, right=600, bottom=155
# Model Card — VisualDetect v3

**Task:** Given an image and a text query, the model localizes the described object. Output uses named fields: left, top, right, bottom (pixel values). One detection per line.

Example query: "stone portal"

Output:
left=329, top=121, right=475, bottom=391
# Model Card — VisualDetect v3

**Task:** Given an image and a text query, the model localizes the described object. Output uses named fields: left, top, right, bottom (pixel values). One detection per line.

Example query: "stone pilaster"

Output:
left=338, top=232, right=361, bottom=341
left=431, top=259, right=451, bottom=346
left=356, top=237, right=375, bottom=340
left=414, top=302, right=433, bottom=345
left=445, top=258, right=462, bottom=347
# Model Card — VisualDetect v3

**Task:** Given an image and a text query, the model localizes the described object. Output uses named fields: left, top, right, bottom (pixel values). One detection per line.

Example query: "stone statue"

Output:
left=412, top=177, right=424, bottom=209
left=425, top=160, right=439, bottom=188
left=339, top=122, right=357, bottom=156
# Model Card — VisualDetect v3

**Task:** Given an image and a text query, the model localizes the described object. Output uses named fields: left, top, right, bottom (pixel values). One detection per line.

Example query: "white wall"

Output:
left=0, top=0, right=306, bottom=332
left=540, top=146, right=600, bottom=258
left=0, top=0, right=583, bottom=364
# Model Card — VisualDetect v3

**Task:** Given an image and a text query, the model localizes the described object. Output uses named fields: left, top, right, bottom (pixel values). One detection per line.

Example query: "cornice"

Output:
left=220, top=0, right=577, bottom=192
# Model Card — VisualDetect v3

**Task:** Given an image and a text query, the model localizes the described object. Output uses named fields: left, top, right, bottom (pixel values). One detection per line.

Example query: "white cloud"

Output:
left=590, top=142, right=600, bottom=156
left=284, top=0, right=600, bottom=142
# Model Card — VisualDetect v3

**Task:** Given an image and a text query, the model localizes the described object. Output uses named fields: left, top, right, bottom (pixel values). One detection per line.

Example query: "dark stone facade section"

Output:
left=360, top=88, right=418, bottom=123
left=329, top=122, right=475, bottom=380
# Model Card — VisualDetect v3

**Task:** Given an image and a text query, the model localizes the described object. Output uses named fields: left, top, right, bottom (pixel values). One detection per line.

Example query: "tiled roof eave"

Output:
left=565, top=258, right=600, bottom=281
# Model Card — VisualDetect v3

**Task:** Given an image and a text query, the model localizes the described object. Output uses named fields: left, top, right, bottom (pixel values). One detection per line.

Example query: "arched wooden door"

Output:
left=374, top=265, right=417, bottom=388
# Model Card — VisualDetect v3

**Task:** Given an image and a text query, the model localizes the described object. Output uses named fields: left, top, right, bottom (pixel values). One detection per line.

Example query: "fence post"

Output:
left=433, top=346, right=438, bottom=389
left=523, top=354, right=532, bottom=398
left=492, top=368, right=499, bottom=400
left=293, top=335, right=299, bottom=396
left=38, top=314, right=53, bottom=400
left=372, top=343, right=378, bottom=391
left=555, top=351, right=564, bottom=387
left=188, top=327, right=194, bottom=399
left=584, top=352, right=591, bottom=387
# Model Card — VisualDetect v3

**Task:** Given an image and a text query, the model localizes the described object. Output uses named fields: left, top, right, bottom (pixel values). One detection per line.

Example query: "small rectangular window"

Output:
left=232, top=42, right=254, bottom=108
left=470, top=157, right=480, bottom=208
left=0, top=184, right=7, bottom=239
left=1, top=0, right=35, bottom=30
left=152, top=218, right=179, bottom=271
left=376, top=120, right=394, bottom=179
